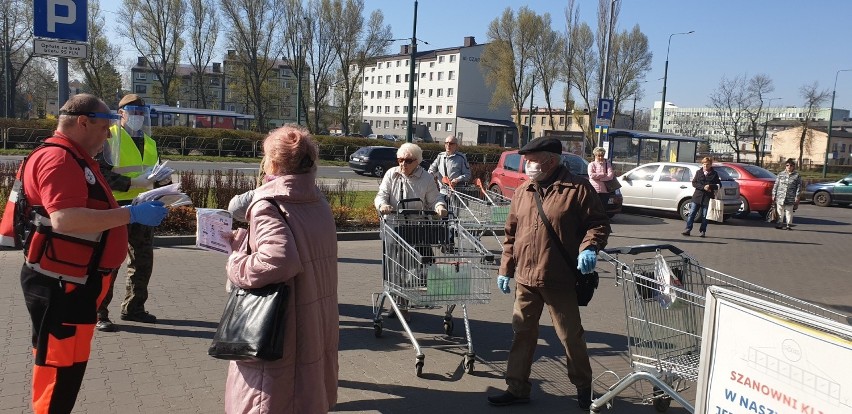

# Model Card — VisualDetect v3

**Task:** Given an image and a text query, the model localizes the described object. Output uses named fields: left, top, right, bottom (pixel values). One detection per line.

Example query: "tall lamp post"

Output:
left=405, top=0, right=419, bottom=143
left=822, top=69, right=852, bottom=177
left=596, top=0, right=617, bottom=147
left=658, top=30, right=694, bottom=133
left=760, top=97, right=781, bottom=166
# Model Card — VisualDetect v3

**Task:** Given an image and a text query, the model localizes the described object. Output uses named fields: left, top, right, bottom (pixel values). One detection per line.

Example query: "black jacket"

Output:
left=690, top=168, right=722, bottom=205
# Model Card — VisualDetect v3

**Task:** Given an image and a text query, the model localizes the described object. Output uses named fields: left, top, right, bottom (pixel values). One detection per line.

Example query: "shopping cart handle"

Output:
left=602, top=244, right=685, bottom=255
left=396, top=209, right=439, bottom=216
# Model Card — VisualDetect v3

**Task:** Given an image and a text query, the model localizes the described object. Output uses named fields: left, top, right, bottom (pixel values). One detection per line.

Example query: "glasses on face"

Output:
left=444, top=142, right=456, bottom=146
left=397, top=158, right=416, bottom=164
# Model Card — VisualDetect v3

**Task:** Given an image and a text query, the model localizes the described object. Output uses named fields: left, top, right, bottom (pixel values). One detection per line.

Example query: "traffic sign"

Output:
left=33, top=38, right=88, bottom=59
left=597, top=98, right=614, bottom=120
left=34, top=0, right=88, bottom=42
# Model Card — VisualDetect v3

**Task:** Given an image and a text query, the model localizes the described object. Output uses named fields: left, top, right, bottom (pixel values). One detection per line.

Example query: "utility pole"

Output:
left=822, top=69, right=852, bottom=177
left=658, top=30, right=694, bottom=133
left=405, top=0, right=418, bottom=143
left=596, top=0, right=617, bottom=147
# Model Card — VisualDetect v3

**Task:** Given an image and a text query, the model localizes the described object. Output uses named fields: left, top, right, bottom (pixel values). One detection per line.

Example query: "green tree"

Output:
left=0, top=0, right=35, bottom=118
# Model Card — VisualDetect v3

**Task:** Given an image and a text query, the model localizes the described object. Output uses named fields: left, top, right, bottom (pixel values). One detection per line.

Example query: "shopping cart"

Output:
left=591, top=244, right=850, bottom=413
left=442, top=178, right=511, bottom=244
left=371, top=204, right=495, bottom=377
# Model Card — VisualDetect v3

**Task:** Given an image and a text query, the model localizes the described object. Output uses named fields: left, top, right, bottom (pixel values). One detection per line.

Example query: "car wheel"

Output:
left=813, top=191, right=832, bottom=207
left=489, top=184, right=503, bottom=196
left=678, top=199, right=692, bottom=221
left=372, top=164, right=386, bottom=178
left=734, top=196, right=750, bottom=218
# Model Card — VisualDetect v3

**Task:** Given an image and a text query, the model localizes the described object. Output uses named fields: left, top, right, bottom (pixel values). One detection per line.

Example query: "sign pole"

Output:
left=58, top=57, right=69, bottom=105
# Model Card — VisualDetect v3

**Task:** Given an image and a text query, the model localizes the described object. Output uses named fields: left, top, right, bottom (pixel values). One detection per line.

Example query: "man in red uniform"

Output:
left=11, top=94, right=168, bottom=413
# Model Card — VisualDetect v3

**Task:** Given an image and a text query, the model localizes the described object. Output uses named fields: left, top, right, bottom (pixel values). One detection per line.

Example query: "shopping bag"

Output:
left=706, top=198, right=724, bottom=222
left=604, top=179, right=622, bottom=192
left=653, top=252, right=685, bottom=310
left=427, top=264, right=471, bottom=297
left=208, top=283, right=289, bottom=361
left=766, top=202, right=778, bottom=223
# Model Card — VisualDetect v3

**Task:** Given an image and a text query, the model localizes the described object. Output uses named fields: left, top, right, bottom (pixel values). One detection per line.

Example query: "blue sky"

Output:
left=103, top=0, right=852, bottom=112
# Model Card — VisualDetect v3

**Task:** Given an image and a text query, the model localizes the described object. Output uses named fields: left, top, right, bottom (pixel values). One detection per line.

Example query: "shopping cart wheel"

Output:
left=373, top=321, right=383, bottom=338
left=443, top=318, right=454, bottom=336
left=464, top=354, right=475, bottom=374
left=415, top=356, right=425, bottom=377
left=652, top=386, right=671, bottom=412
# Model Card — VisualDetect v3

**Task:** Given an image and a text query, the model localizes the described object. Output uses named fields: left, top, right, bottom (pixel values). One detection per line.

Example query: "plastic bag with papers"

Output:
left=132, top=182, right=193, bottom=207
left=144, top=160, right=175, bottom=183
left=653, top=250, right=685, bottom=310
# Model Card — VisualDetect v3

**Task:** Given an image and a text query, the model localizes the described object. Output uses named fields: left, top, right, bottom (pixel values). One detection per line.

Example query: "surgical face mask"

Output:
left=525, top=160, right=544, bottom=181
left=125, top=115, right=145, bottom=132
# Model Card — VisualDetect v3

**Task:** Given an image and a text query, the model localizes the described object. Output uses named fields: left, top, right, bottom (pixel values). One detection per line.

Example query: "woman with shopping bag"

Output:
left=587, top=147, right=618, bottom=208
left=681, top=157, right=722, bottom=238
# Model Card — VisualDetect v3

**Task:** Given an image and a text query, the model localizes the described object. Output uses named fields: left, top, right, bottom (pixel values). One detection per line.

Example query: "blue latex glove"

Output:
left=127, top=201, right=168, bottom=226
left=497, top=275, right=511, bottom=294
left=577, top=249, right=597, bottom=274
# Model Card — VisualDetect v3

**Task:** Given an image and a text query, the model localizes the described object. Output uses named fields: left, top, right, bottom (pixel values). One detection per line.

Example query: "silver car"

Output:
left=617, top=162, right=740, bottom=221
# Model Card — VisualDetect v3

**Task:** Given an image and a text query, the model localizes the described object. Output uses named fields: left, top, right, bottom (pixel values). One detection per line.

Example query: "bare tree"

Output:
left=221, top=0, right=284, bottom=131
left=595, top=0, right=619, bottom=98
left=709, top=75, right=749, bottom=161
left=608, top=25, right=652, bottom=125
left=119, top=0, right=187, bottom=105
left=742, top=74, right=774, bottom=165
left=280, top=0, right=309, bottom=126
left=17, top=58, right=56, bottom=118
left=567, top=22, right=597, bottom=149
left=529, top=13, right=564, bottom=131
left=796, top=82, right=831, bottom=166
left=302, top=0, right=338, bottom=133
left=669, top=113, right=706, bottom=138
left=73, top=0, right=123, bottom=107
left=481, top=7, right=541, bottom=144
left=328, top=1, right=390, bottom=135
left=560, top=0, right=578, bottom=115
left=0, top=0, right=35, bottom=117
left=186, top=0, right=219, bottom=109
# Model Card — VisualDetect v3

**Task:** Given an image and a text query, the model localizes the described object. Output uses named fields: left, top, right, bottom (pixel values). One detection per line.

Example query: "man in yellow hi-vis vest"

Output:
left=95, top=94, right=168, bottom=331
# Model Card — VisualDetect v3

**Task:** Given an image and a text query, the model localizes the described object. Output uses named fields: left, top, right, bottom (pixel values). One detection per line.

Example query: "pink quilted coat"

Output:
left=224, top=173, right=339, bottom=413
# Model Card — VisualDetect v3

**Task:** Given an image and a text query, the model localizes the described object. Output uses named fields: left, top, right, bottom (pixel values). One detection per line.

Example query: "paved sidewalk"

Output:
left=0, top=204, right=850, bottom=413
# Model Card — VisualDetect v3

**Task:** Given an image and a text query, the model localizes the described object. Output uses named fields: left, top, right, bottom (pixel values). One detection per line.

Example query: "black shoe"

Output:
left=577, top=387, right=594, bottom=410
left=487, top=390, right=530, bottom=406
left=775, top=225, right=784, bottom=229
left=681, top=231, right=690, bottom=236
left=121, top=311, right=157, bottom=323
left=96, top=318, right=116, bottom=332
left=699, top=232, right=706, bottom=238
left=786, top=225, right=793, bottom=230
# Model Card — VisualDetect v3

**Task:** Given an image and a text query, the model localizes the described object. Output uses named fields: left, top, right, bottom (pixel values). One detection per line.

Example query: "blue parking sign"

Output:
left=597, top=98, right=614, bottom=120
left=34, top=0, right=88, bottom=42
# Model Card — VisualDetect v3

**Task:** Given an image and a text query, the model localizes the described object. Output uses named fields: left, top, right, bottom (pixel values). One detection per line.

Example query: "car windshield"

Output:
left=741, top=165, right=776, bottom=179
left=715, top=168, right=734, bottom=181
left=561, top=154, right=589, bottom=176
left=353, top=148, right=368, bottom=157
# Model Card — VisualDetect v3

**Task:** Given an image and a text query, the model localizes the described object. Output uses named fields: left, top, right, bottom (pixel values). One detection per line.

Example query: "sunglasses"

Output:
left=444, top=142, right=457, bottom=145
left=397, top=158, right=416, bottom=164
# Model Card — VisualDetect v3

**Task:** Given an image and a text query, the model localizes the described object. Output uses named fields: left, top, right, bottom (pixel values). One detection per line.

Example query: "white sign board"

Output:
left=33, top=38, right=88, bottom=59
left=695, top=287, right=852, bottom=414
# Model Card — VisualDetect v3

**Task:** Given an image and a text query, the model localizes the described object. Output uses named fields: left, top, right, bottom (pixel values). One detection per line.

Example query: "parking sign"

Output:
left=597, top=98, right=614, bottom=120
left=34, top=0, right=88, bottom=43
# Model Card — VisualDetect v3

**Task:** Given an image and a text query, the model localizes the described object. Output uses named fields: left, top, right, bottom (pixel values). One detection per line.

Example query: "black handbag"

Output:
left=533, top=190, right=600, bottom=306
left=208, top=200, right=290, bottom=361
left=603, top=161, right=622, bottom=192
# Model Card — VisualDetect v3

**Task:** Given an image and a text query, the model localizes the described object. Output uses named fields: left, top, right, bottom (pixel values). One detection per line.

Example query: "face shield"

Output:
left=100, top=113, right=122, bottom=166
left=120, top=105, right=152, bottom=138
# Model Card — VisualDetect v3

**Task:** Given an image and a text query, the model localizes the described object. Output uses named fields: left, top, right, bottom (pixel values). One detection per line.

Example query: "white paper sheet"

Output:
left=195, top=208, right=232, bottom=254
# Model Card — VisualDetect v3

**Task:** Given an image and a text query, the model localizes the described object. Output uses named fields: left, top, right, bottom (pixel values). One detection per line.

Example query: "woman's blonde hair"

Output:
left=701, top=156, right=714, bottom=164
left=592, top=147, right=606, bottom=156
left=263, top=124, right=318, bottom=175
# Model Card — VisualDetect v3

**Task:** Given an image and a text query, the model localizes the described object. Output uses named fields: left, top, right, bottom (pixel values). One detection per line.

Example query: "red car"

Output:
left=715, top=162, right=776, bottom=218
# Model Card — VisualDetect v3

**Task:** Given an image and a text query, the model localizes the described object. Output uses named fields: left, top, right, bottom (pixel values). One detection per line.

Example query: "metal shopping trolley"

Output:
left=591, top=244, right=850, bottom=413
left=442, top=178, right=511, bottom=244
left=371, top=205, right=495, bottom=377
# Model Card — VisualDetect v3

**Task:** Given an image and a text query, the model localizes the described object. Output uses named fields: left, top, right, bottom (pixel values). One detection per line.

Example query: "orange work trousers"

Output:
left=21, top=265, right=112, bottom=414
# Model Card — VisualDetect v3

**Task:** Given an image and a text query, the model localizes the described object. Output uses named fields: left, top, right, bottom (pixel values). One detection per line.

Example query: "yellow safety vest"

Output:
left=109, top=125, right=159, bottom=201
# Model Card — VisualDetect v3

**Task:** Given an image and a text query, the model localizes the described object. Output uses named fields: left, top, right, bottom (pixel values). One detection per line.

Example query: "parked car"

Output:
left=380, top=134, right=401, bottom=142
left=802, top=173, right=852, bottom=207
left=348, top=146, right=428, bottom=177
left=715, top=162, right=776, bottom=218
left=616, top=162, right=740, bottom=221
left=488, top=150, right=623, bottom=217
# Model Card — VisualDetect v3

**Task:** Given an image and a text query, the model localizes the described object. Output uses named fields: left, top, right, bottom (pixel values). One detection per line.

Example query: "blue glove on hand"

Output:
left=497, top=275, right=511, bottom=294
left=127, top=201, right=168, bottom=226
left=577, top=249, right=597, bottom=274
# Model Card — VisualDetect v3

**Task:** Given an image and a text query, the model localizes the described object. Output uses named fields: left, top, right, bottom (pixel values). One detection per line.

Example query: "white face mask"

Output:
left=125, top=115, right=145, bottom=132
left=525, top=160, right=544, bottom=181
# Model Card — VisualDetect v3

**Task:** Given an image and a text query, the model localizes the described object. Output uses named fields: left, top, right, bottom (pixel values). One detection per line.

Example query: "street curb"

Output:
left=153, top=231, right=381, bottom=247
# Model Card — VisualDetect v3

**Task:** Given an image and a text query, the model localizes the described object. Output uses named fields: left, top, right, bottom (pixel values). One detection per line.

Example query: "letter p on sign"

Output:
left=48, top=0, right=76, bottom=33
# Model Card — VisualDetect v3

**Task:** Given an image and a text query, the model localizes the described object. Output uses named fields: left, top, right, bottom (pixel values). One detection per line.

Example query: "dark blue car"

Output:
left=802, top=173, right=852, bottom=207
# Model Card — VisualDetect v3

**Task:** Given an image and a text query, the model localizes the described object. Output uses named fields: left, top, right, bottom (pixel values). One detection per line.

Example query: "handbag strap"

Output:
left=532, top=188, right=574, bottom=268
left=246, top=198, right=290, bottom=255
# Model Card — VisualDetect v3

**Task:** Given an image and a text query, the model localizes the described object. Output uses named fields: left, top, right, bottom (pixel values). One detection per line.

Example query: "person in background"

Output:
left=2, top=94, right=166, bottom=413
left=376, top=143, right=448, bottom=217
left=223, top=125, right=338, bottom=413
left=587, top=146, right=615, bottom=208
left=681, top=157, right=722, bottom=238
left=95, top=94, right=166, bottom=331
left=488, top=137, right=610, bottom=410
left=772, top=158, right=802, bottom=230
left=428, top=135, right=471, bottom=190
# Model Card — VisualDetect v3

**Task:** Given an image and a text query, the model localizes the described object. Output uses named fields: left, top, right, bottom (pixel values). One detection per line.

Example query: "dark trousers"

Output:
left=22, top=265, right=111, bottom=413
left=685, top=202, right=709, bottom=233
left=597, top=192, right=611, bottom=209
left=98, top=223, right=154, bottom=318
left=505, top=283, right=593, bottom=397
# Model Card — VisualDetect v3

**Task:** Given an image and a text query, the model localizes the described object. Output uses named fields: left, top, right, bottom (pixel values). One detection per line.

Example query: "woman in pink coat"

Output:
left=224, top=125, right=338, bottom=413
left=587, top=146, right=616, bottom=208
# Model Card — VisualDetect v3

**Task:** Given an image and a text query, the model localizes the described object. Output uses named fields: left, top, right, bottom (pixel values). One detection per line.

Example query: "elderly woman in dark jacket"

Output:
left=682, top=157, right=722, bottom=237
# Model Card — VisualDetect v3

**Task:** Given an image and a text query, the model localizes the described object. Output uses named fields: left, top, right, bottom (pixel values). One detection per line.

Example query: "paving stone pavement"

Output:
left=0, top=204, right=850, bottom=414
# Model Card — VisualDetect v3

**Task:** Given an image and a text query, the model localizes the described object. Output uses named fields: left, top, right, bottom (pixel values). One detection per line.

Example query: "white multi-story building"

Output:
left=358, top=36, right=514, bottom=145
left=650, top=101, right=850, bottom=158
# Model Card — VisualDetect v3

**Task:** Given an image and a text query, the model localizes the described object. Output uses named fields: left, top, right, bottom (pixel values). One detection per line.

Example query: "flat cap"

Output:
left=518, top=137, right=562, bottom=155
left=118, top=94, right=145, bottom=108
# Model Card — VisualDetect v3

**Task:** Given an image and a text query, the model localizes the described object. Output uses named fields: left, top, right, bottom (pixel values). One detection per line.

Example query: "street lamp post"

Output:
left=822, top=69, right=852, bottom=177
left=658, top=30, right=694, bottom=133
left=760, top=97, right=781, bottom=166
left=405, top=0, right=418, bottom=143
left=596, top=0, right=617, bottom=147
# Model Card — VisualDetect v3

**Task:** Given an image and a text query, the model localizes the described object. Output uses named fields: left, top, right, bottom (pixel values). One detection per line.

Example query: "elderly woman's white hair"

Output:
left=397, top=142, right=423, bottom=163
left=592, top=146, right=607, bottom=156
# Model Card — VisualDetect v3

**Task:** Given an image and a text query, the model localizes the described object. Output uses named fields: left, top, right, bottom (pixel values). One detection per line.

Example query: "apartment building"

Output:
left=770, top=121, right=852, bottom=166
left=513, top=108, right=589, bottom=138
left=358, top=36, right=514, bottom=145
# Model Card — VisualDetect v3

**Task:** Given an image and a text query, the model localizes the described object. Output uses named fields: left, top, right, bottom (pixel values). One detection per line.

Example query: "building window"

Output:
left=419, top=105, right=424, bottom=112
left=427, top=122, right=432, bottom=128
left=437, top=72, right=443, bottom=81
left=429, top=62, right=435, bottom=68
left=428, top=89, right=433, bottom=97
left=446, top=123, right=453, bottom=132
left=448, top=88, right=454, bottom=97
left=395, top=90, right=401, bottom=98
left=394, top=106, right=400, bottom=113
left=427, top=106, right=432, bottom=114
left=385, top=106, right=390, bottom=113
left=364, top=76, right=368, bottom=82
left=449, top=55, right=456, bottom=63
left=403, top=120, right=408, bottom=127
left=404, top=90, right=409, bottom=98
left=378, top=77, right=382, bottom=84
left=136, top=72, right=147, bottom=80
left=384, top=120, right=389, bottom=128
left=394, top=120, right=400, bottom=128
left=405, top=60, right=409, bottom=66
left=385, top=75, right=390, bottom=83
left=378, top=62, right=383, bottom=69
left=437, top=89, right=443, bottom=97
left=448, top=71, right=455, bottom=80
left=436, top=106, right=442, bottom=114
left=541, top=117, right=545, bottom=125
left=559, top=116, right=565, bottom=125
left=429, top=72, right=433, bottom=81
left=524, top=116, right=529, bottom=124
left=447, top=105, right=453, bottom=114
left=435, top=123, right=442, bottom=131
left=403, top=107, right=408, bottom=114
left=385, top=91, right=390, bottom=98
left=438, top=55, right=444, bottom=63
left=135, top=85, right=147, bottom=94
left=370, top=91, right=374, bottom=99
left=396, top=60, right=400, bottom=67
left=420, top=89, right=425, bottom=95
left=421, top=72, right=426, bottom=78
left=405, top=74, right=409, bottom=82
left=395, top=75, right=400, bottom=83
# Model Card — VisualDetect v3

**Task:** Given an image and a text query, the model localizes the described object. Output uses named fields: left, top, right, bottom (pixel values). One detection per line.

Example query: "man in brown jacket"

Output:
left=487, top=137, right=610, bottom=410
